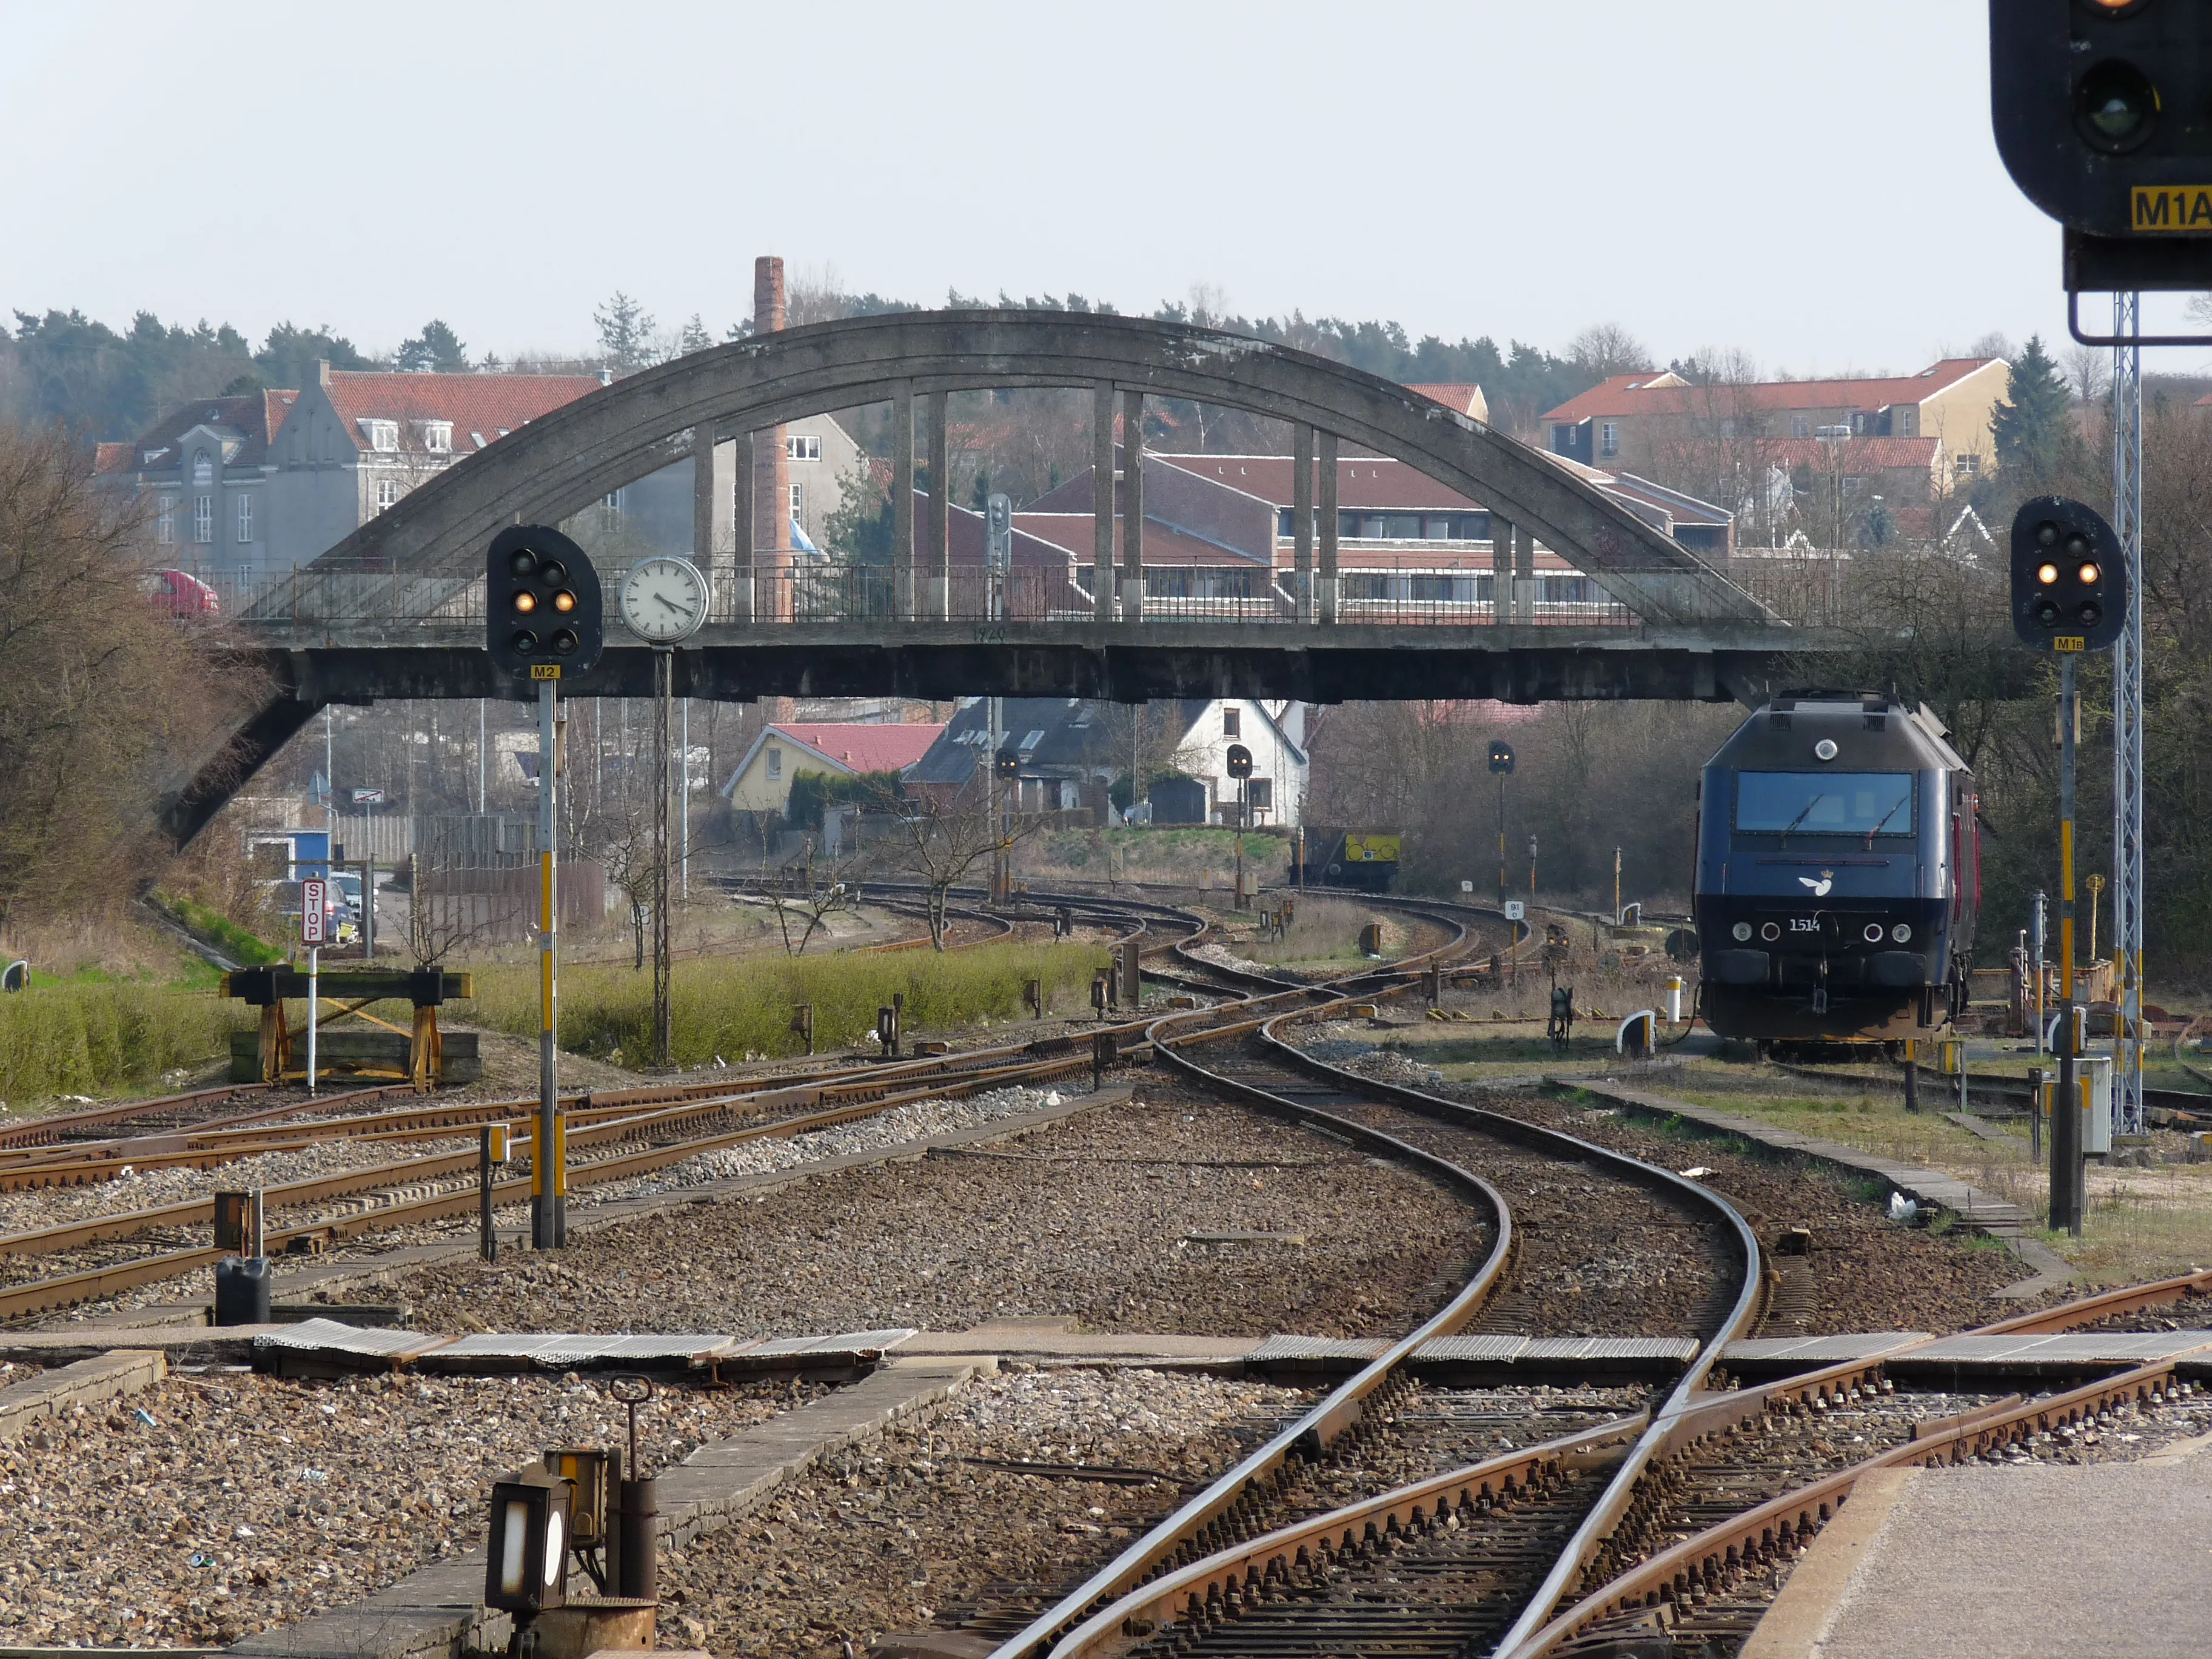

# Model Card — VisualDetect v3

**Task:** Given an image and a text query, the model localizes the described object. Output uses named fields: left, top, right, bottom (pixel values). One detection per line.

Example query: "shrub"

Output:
left=468, top=939, right=1110, bottom=1066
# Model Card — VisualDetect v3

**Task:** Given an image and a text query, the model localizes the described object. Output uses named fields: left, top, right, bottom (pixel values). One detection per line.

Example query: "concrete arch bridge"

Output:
left=174, top=310, right=1831, bottom=845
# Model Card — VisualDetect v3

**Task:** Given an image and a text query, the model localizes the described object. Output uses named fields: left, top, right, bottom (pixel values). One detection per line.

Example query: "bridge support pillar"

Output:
left=1292, top=423, right=1315, bottom=622
left=1317, top=431, right=1339, bottom=623
left=926, top=389, right=950, bottom=619
left=1121, top=387, right=1145, bottom=623
left=1514, top=521, right=1537, bottom=622
left=1491, top=518, right=1513, bottom=626
left=892, top=381, right=916, bottom=620
left=693, top=430, right=736, bottom=603
left=730, top=429, right=754, bottom=622
left=1092, top=380, right=1114, bottom=623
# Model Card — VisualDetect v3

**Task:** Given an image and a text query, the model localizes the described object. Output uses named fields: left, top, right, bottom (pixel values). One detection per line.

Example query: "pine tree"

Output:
left=1990, top=334, right=2080, bottom=481
left=395, top=320, right=469, bottom=374
left=592, top=292, right=658, bottom=374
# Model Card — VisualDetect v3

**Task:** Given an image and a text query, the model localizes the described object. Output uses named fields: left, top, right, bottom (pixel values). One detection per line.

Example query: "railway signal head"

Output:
left=488, top=525, right=604, bottom=678
left=1989, top=1, right=2212, bottom=292
left=994, top=748, right=1021, bottom=780
left=1488, top=741, right=1515, bottom=775
left=483, top=1474, right=571, bottom=1615
left=1225, top=743, right=1253, bottom=780
left=2011, top=496, right=2125, bottom=652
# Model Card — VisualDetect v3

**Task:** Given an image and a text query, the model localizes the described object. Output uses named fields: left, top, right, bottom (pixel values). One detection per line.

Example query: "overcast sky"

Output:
left=1, top=1, right=2141, bottom=376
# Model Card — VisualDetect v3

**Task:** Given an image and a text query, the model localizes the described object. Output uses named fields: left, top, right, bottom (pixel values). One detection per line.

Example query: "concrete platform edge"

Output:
left=1738, top=1466, right=1917, bottom=1659
left=0, top=1349, right=166, bottom=1442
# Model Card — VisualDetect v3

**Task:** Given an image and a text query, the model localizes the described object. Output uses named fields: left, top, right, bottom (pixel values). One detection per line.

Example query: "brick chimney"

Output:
left=753, top=256, right=789, bottom=562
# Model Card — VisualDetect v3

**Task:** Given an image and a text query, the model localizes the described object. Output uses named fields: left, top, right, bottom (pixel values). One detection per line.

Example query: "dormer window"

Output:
left=419, top=420, right=453, bottom=454
left=142, top=447, right=168, bottom=466
left=192, top=450, right=213, bottom=485
left=358, top=419, right=398, bottom=452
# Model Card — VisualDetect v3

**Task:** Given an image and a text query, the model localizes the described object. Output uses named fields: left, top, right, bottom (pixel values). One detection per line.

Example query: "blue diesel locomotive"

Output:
left=1695, top=693, right=1978, bottom=1044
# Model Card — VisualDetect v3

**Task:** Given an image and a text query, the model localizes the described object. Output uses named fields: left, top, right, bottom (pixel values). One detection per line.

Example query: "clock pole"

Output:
left=653, top=645, right=673, bottom=1068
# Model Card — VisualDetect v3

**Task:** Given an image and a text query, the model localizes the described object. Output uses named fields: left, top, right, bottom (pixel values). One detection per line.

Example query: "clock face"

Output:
left=619, top=557, right=707, bottom=643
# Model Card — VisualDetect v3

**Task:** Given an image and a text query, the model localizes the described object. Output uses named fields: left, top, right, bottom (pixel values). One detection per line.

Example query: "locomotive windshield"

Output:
left=1734, top=771, right=1914, bottom=837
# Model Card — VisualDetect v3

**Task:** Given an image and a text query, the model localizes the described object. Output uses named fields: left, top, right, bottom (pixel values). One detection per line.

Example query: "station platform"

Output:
left=1744, top=1431, right=2212, bottom=1658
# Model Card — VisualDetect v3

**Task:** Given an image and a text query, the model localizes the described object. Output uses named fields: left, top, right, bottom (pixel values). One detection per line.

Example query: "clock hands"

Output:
left=653, top=592, right=685, bottom=614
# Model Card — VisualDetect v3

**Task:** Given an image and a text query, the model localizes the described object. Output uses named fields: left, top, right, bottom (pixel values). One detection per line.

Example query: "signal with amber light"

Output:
left=2011, top=495, right=2125, bottom=653
left=486, top=526, right=604, bottom=677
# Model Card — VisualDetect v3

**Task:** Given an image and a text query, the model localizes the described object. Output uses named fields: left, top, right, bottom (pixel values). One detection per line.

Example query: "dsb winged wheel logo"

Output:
left=1798, top=870, right=1835, bottom=897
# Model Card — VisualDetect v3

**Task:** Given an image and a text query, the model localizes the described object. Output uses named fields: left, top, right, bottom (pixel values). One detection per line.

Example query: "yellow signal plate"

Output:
left=2054, top=636, right=2086, bottom=652
left=2131, top=186, right=2212, bottom=233
left=530, top=664, right=563, bottom=679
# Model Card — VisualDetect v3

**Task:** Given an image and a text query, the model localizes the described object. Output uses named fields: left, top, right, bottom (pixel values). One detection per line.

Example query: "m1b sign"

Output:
left=301, top=878, right=329, bottom=945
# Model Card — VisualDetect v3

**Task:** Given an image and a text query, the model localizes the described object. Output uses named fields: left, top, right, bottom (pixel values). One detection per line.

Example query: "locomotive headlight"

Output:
left=1814, top=739, right=1838, bottom=762
left=1891, top=923, right=1912, bottom=943
left=1863, top=923, right=1885, bottom=943
left=1760, top=922, right=1781, bottom=942
left=1732, top=922, right=1753, bottom=942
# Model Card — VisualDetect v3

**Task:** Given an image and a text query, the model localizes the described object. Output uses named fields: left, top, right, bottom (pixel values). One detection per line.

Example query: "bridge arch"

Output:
left=281, top=310, right=1766, bottom=626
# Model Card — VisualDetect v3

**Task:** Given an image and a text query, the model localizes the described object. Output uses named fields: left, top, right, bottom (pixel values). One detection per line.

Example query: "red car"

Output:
left=142, top=568, right=221, bottom=617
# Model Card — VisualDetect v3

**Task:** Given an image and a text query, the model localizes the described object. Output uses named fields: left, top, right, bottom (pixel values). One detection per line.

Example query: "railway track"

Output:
left=983, top=908, right=2212, bottom=1659
left=908, top=896, right=1752, bottom=1659
left=0, top=890, right=1253, bottom=1324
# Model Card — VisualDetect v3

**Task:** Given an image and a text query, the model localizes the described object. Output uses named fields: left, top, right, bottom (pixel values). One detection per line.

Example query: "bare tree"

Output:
left=885, top=786, right=1043, bottom=949
left=760, top=836, right=866, bottom=955
left=1567, top=323, right=1654, bottom=382
left=0, top=424, right=260, bottom=938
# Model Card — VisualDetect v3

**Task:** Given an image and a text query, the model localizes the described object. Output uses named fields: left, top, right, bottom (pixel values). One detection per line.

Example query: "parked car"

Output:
left=141, top=568, right=221, bottom=617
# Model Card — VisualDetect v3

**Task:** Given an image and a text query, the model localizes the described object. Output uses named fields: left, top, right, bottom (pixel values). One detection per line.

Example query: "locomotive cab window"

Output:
left=1735, top=772, right=1914, bottom=837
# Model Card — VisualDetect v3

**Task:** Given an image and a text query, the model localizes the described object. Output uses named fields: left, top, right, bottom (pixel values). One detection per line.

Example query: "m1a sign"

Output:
left=301, top=877, right=329, bottom=945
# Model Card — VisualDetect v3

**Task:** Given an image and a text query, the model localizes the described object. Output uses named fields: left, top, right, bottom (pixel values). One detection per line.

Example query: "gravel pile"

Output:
left=395, top=1090, right=1492, bottom=1340
left=652, top=1366, right=1309, bottom=1658
left=0, top=1369, right=819, bottom=1648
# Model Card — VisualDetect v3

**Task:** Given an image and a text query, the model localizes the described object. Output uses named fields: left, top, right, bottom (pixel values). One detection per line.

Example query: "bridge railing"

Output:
left=205, top=559, right=1640, bottom=631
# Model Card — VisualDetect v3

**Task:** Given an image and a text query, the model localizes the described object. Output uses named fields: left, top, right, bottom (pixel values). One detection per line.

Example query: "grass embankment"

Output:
left=151, top=892, right=284, bottom=967
left=469, top=938, right=1111, bottom=1068
left=0, top=981, right=251, bottom=1105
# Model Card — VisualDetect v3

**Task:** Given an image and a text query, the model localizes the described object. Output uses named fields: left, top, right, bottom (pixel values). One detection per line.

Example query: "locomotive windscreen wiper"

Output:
left=1777, top=794, right=1829, bottom=844
left=1863, top=793, right=1910, bottom=849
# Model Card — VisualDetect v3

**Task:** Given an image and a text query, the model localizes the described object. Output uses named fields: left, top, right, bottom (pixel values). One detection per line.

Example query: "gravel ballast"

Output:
left=395, top=1088, right=1492, bottom=1340
left=651, top=1365, right=1308, bottom=1657
left=0, top=1369, right=820, bottom=1647
left=1290, top=1029, right=2038, bottom=1333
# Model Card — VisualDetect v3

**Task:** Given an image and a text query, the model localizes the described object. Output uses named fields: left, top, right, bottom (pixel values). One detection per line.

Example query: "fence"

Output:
left=188, top=557, right=1646, bottom=631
